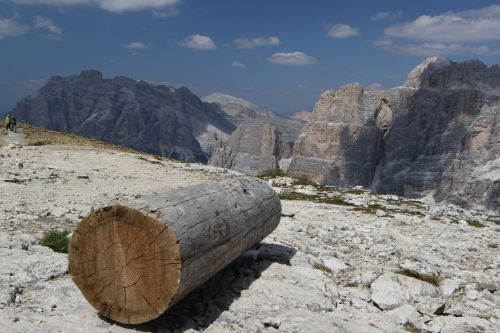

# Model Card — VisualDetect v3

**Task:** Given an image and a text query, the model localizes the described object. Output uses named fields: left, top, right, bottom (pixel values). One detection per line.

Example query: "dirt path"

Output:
left=0, top=128, right=26, bottom=147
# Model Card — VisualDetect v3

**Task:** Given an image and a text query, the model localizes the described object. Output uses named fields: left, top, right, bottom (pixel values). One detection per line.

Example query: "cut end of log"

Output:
left=68, top=205, right=181, bottom=324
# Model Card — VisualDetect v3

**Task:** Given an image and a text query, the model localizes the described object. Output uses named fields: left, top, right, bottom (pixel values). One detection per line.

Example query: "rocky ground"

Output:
left=0, top=129, right=499, bottom=333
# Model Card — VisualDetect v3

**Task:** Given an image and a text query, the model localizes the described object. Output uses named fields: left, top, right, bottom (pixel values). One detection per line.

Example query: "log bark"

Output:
left=68, top=177, right=281, bottom=324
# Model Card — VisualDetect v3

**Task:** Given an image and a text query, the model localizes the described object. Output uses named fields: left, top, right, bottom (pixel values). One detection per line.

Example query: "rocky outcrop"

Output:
left=202, top=93, right=306, bottom=143
left=1, top=141, right=499, bottom=332
left=204, top=93, right=307, bottom=175
left=291, top=110, right=312, bottom=122
left=208, top=124, right=292, bottom=175
left=288, top=58, right=500, bottom=211
left=370, top=273, right=439, bottom=310
left=288, top=83, right=404, bottom=187
left=12, top=70, right=235, bottom=162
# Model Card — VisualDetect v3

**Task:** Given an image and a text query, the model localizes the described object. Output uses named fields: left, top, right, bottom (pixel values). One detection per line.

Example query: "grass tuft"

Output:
left=467, top=220, right=485, bottom=228
left=41, top=230, right=70, bottom=253
left=29, top=140, right=52, bottom=146
left=397, top=269, right=441, bottom=286
left=293, top=176, right=318, bottom=187
left=258, top=169, right=287, bottom=179
left=279, top=191, right=351, bottom=206
left=313, top=263, right=333, bottom=274
left=486, top=215, right=500, bottom=225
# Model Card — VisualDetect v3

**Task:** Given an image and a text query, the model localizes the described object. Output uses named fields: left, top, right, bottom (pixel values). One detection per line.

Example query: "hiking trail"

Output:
left=0, top=128, right=26, bottom=147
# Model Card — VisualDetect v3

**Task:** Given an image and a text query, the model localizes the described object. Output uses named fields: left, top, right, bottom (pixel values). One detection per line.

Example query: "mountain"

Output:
left=203, top=93, right=307, bottom=174
left=291, top=110, right=312, bottom=122
left=287, top=57, right=500, bottom=211
left=208, top=124, right=292, bottom=175
left=12, top=70, right=235, bottom=162
left=202, top=93, right=306, bottom=143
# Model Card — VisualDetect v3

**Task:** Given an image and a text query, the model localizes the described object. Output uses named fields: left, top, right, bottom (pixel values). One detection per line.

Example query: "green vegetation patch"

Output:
left=391, top=208, right=425, bottom=218
left=29, top=140, right=52, bottom=146
left=397, top=269, right=441, bottom=286
left=313, top=262, right=333, bottom=274
left=137, top=155, right=163, bottom=165
left=293, top=176, right=318, bottom=187
left=486, top=215, right=500, bottom=225
left=279, top=191, right=351, bottom=207
left=467, top=220, right=485, bottom=228
left=258, top=169, right=287, bottom=179
left=41, top=230, right=70, bottom=253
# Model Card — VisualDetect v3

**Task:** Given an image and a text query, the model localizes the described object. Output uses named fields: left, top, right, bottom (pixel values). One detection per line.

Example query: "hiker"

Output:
left=11, top=115, right=17, bottom=133
left=4, top=114, right=11, bottom=132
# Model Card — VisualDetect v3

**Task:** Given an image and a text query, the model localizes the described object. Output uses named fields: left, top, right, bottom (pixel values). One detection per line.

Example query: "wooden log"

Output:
left=68, top=177, right=281, bottom=324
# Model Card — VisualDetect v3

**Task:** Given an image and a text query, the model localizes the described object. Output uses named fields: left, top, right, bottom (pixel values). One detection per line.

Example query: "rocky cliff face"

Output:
left=209, top=124, right=292, bottom=176
left=12, top=71, right=235, bottom=162
left=291, top=110, right=312, bottom=122
left=288, top=58, right=500, bottom=211
left=204, top=94, right=307, bottom=174
left=202, top=93, right=306, bottom=143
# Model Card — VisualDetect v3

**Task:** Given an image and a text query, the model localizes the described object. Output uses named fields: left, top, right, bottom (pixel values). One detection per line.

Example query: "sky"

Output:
left=0, top=0, right=499, bottom=115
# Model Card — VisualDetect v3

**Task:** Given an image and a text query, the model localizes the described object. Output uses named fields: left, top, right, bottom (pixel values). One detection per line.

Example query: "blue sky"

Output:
left=1, top=0, right=499, bottom=115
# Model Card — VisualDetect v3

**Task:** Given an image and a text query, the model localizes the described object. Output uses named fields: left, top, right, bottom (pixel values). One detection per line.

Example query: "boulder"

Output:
left=370, top=272, right=440, bottom=310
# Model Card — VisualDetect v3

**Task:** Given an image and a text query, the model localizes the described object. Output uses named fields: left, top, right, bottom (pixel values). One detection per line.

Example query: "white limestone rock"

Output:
left=370, top=272, right=440, bottom=310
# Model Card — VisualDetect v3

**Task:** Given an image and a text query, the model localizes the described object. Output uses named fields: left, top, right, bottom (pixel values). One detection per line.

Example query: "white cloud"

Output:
left=178, top=34, right=216, bottom=50
left=375, top=38, right=468, bottom=56
left=231, top=61, right=246, bottom=68
left=233, top=36, right=280, bottom=49
left=384, top=5, right=500, bottom=43
left=327, top=24, right=359, bottom=38
left=267, top=52, right=317, bottom=66
left=0, top=15, right=30, bottom=39
left=152, top=6, right=179, bottom=17
left=376, top=5, right=500, bottom=56
left=123, top=41, right=149, bottom=49
left=472, top=45, right=500, bottom=56
left=371, top=11, right=402, bottom=21
left=10, top=0, right=181, bottom=13
left=373, top=37, right=392, bottom=47
left=33, top=16, right=62, bottom=39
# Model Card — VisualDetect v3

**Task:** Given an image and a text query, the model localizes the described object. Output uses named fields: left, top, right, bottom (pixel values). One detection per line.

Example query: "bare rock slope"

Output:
left=288, top=58, right=500, bottom=212
left=0, top=130, right=498, bottom=333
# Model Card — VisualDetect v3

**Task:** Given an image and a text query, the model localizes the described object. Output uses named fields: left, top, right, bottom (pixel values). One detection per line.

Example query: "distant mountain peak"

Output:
left=77, top=70, right=104, bottom=84
left=203, top=92, right=307, bottom=143
left=202, top=93, right=258, bottom=110
left=291, top=110, right=312, bottom=122
left=404, top=57, right=453, bottom=88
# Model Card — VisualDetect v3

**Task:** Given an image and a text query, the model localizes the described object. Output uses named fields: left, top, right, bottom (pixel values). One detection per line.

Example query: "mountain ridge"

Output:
left=202, top=92, right=307, bottom=144
left=287, top=57, right=500, bottom=211
left=12, top=72, right=305, bottom=164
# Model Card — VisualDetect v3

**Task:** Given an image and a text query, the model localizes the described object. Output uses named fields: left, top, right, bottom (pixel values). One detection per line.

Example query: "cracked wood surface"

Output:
left=68, top=177, right=281, bottom=324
